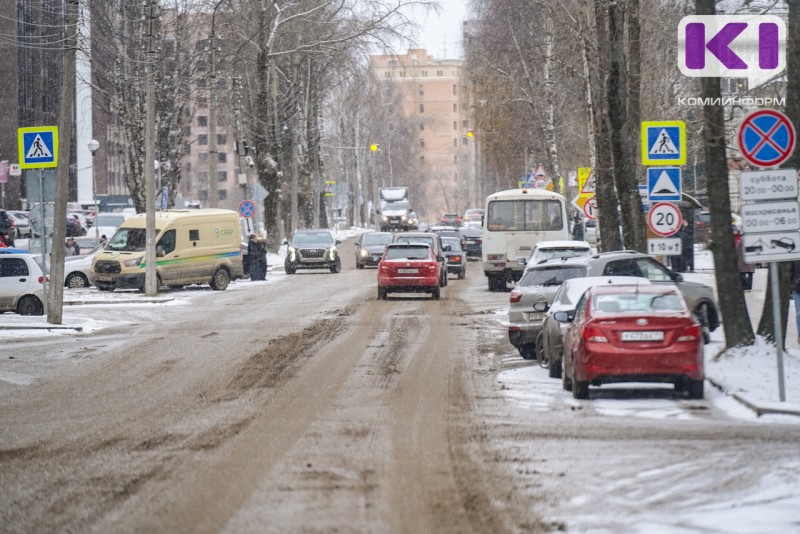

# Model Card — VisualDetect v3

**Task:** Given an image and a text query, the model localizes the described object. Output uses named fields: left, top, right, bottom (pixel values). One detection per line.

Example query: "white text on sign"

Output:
left=739, top=169, right=799, bottom=202
left=648, top=238, right=682, bottom=256
left=741, top=201, right=800, bottom=232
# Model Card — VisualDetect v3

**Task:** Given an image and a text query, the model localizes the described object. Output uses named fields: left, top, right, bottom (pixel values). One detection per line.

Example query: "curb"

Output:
left=707, top=377, right=800, bottom=417
left=0, top=325, right=83, bottom=332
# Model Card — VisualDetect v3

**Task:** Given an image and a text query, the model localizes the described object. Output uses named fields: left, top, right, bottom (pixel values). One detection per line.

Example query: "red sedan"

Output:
left=378, top=243, right=441, bottom=300
left=557, top=284, right=704, bottom=400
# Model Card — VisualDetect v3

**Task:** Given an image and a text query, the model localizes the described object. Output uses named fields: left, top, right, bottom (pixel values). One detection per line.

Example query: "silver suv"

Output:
left=284, top=230, right=342, bottom=274
left=583, top=251, right=720, bottom=342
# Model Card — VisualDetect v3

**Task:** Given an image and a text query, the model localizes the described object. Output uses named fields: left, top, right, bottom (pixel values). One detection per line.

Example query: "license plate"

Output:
left=621, top=331, right=664, bottom=341
left=398, top=268, right=418, bottom=274
left=526, top=312, right=545, bottom=321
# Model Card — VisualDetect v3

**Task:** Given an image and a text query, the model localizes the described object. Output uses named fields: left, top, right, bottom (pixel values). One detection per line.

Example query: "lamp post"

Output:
left=88, top=139, right=100, bottom=241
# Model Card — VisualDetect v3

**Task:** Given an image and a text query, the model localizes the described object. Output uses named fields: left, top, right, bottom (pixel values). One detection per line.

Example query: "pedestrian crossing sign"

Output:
left=641, top=121, right=686, bottom=165
left=18, top=126, right=59, bottom=169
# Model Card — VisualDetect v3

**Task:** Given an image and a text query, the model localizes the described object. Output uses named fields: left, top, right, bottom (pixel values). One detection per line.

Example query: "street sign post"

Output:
left=647, top=167, right=682, bottom=202
left=647, top=202, right=682, bottom=237
left=737, top=109, right=796, bottom=168
left=582, top=197, right=597, bottom=220
left=238, top=199, right=256, bottom=218
left=648, top=238, right=682, bottom=256
left=641, top=121, right=686, bottom=165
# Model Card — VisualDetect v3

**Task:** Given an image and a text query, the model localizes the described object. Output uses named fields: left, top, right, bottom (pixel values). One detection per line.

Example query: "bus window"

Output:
left=488, top=199, right=564, bottom=231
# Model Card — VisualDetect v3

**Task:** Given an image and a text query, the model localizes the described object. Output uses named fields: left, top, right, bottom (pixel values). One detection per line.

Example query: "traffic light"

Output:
left=466, top=130, right=474, bottom=138
left=370, top=143, right=380, bottom=152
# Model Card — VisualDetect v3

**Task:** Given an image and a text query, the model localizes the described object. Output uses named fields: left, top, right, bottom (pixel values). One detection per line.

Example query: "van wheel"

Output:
left=17, top=295, right=44, bottom=316
left=211, top=268, right=230, bottom=290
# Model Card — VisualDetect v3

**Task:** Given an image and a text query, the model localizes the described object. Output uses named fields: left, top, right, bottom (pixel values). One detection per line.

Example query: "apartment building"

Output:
left=369, top=49, right=474, bottom=218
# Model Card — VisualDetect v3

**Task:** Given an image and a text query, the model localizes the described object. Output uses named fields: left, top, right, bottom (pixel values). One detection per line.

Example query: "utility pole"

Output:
left=48, top=0, right=79, bottom=324
left=143, top=0, right=158, bottom=296
left=208, top=5, right=220, bottom=208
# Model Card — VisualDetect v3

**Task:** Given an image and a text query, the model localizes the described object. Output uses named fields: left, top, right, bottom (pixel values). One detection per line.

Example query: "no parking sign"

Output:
left=738, top=109, right=796, bottom=168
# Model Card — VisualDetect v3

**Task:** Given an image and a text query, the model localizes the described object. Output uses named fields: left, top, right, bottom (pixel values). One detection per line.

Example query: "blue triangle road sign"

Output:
left=647, top=167, right=682, bottom=202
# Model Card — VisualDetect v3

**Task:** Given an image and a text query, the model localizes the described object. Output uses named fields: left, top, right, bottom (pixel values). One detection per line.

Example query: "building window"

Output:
left=419, top=104, right=424, bottom=113
left=454, top=155, right=459, bottom=163
left=452, top=104, right=457, bottom=113
left=218, top=152, right=227, bottom=163
left=463, top=137, right=469, bottom=146
left=198, top=153, right=209, bottom=163
left=217, top=171, right=227, bottom=182
left=437, top=70, right=443, bottom=76
left=453, top=121, right=457, bottom=130
left=198, top=171, right=209, bottom=181
left=197, top=79, right=206, bottom=89
left=420, top=138, right=425, bottom=148
left=217, top=134, right=227, bottom=145
left=218, top=189, right=228, bottom=200
left=421, top=70, right=428, bottom=77
left=198, top=116, right=208, bottom=127
left=420, top=123, right=425, bottom=131
left=462, top=120, right=469, bottom=128
left=385, top=71, right=391, bottom=78
left=453, top=139, right=458, bottom=148
left=453, top=84, right=457, bottom=95
left=400, top=71, right=406, bottom=78
left=419, top=85, right=424, bottom=96
left=197, top=97, right=207, bottom=108
left=420, top=155, right=425, bottom=162
left=198, top=134, right=208, bottom=145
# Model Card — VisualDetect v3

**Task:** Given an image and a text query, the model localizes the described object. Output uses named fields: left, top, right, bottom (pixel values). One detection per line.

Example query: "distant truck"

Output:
left=378, top=187, right=417, bottom=231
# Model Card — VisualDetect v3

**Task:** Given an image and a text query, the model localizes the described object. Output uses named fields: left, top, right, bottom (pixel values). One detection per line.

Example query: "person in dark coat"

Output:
left=571, top=212, right=584, bottom=241
left=248, top=233, right=268, bottom=280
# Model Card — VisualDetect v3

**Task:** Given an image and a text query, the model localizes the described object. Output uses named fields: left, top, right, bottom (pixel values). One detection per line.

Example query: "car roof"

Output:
left=536, top=240, right=591, bottom=249
left=524, top=256, right=590, bottom=271
left=588, top=283, right=676, bottom=296
left=387, top=242, right=430, bottom=248
left=0, top=247, right=31, bottom=254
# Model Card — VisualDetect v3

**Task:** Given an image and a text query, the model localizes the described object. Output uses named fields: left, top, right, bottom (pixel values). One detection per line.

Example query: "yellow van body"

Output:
left=92, top=209, right=244, bottom=291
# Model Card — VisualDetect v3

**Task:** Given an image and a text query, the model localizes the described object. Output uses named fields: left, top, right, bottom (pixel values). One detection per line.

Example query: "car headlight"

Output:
left=360, top=249, right=368, bottom=257
left=382, top=216, right=389, bottom=222
left=124, top=257, right=142, bottom=268
left=402, top=215, right=408, bottom=221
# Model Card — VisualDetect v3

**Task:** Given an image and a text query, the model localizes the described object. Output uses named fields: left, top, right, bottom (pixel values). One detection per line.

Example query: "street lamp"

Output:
left=88, top=139, right=100, bottom=240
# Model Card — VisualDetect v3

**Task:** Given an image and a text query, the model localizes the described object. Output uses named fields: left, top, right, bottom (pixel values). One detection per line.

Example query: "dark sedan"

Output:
left=355, top=231, right=393, bottom=269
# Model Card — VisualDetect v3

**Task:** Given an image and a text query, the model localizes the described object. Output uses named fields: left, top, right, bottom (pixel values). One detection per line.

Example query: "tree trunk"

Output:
left=606, top=2, right=646, bottom=253
left=757, top=0, right=800, bottom=345
left=590, top=0, right=622, bottom=251
left=696, top=0, right=753, bottom=348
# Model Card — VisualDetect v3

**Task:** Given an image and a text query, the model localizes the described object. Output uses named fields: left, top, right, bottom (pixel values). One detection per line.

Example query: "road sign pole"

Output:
left=39, top=169, right=48, bottom=316
left=768, top=261, right=787, bottom=401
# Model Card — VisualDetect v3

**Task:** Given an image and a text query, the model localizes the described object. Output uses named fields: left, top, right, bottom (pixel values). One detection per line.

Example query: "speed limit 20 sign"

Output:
left=648, top=202, right=683, bottom=237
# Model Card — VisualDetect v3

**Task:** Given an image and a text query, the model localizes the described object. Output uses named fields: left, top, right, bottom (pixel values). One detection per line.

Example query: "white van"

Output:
left=92, top=209, right=244, bottom=291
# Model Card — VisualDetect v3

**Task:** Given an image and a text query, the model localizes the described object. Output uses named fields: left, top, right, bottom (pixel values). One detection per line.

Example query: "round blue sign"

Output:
left=738, top=109, right=796, bottom=168
left=238, top=200, right=256, bottom=218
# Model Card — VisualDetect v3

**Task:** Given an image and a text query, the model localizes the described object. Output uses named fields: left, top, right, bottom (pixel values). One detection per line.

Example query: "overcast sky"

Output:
left=411, top=0, right=469, bottom=59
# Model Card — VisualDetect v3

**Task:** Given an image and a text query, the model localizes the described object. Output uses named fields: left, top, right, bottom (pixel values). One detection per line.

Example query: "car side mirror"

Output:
left=553, top=311, right=573, bottom=322
left=533, top=301, right=548, bottom=312
left=282, top=239, right=289, bottom=245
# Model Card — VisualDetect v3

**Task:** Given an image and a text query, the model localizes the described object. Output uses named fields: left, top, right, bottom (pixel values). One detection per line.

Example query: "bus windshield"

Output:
left=487, top=199, right=564, bottom=232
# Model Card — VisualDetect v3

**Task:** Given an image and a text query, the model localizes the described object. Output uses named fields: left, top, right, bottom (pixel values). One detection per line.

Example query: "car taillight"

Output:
left=510, top=291, right=522, bottom=303
left=38, top=276, right=49, bottom=283
left=582, top=326, right=608, bottom=343
left=380, top=264, right=389, bottom=271
left=426, top=263, right=437, bottom=271
left=677, top=325, right=701, bottom=342
left=487, top=254, right=503, bottom=261
left=452, top=255, right=462, bottom=262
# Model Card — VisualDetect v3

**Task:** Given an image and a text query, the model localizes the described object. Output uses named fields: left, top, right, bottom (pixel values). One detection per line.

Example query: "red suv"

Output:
left=377, top=243, right=441, bottom=300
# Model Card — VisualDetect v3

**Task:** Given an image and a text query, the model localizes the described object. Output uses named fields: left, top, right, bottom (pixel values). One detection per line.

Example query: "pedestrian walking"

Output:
left=248, top=232, right=268, bottom=280
left=571, top=212, right=584, bottom=241
left=734, top=227, right=755, bottom=291
left=65, top=238, right=77, bottom=257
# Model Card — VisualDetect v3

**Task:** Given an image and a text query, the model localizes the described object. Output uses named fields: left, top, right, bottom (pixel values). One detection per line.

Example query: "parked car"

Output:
left=284, top=229, right=342, bottom=274
left=508, top=257, right=591, bottom=360
left=63, top=244, right=106, bottom=288
left=0, top=253, right=46, bottom=315
left=539, top=276, right=652, bottom=378
left=7, top=211, right=31, bottom=238
left=526, top=240, right=593, bottom=266
left=439, top=213, right=462, bottom=226
left=558, top=284, right=704, bottom=400
left=354, top=231, right=393, bottom=269
left=583, top=250, right=720, bottom=343
left=441, top=236, right=467, bottom=279
left=392, top=231, right=447, bottom=287
left=377, top=243, right=441, bottom=300
left=463, top=208, right=485, bottom=223
left=459, top=225, right=483, bottom=259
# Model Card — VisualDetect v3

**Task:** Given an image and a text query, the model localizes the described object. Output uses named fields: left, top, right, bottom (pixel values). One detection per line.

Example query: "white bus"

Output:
left=482, top=188, right=570, bottom=291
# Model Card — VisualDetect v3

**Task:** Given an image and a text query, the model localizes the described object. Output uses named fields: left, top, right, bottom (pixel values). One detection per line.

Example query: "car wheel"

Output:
left=210, top=268, right=230, bottom=290
left=687, top=379, right=704, bottom=399
left=488, top=276, right=501, bottom=292
left=695, top=304, right=711, bottom=344
left=330, top=262, right=341, bottom=273
left=356, top=262, right=364, bottom=269
left=96, top=282, right=115, bottom=292
left=65, top=272, right=89, bottom=289
left=377, top=286, right=387, bottom=300
left=16, top=295, right=44, bottom=316
left=572, top=380, right=590, bottom=400
left=432, top=285, right=440, bottom=300
left=562, top=367, right=572, bottom=391
left=535, top=333, right=548, bottom=368
left=548, top=354, right=563, bottom=379
left=519, top=344, right=536, bottom=360
left=458, top=267, right=465, bottom=280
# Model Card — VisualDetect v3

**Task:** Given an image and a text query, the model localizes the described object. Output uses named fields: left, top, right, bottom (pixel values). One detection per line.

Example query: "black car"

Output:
left=355, top=231, right=393, bottom=269
left=459, top=225, right=483, bottom=258
left=284, top=230, right=342, bottom=274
